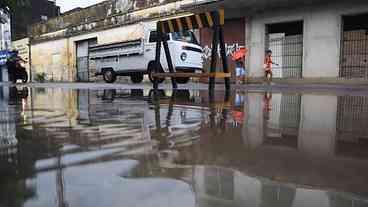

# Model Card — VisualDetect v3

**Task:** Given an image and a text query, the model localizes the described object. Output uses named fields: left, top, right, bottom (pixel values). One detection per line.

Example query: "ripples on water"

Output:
left=1, top=86, right=368, bottom=207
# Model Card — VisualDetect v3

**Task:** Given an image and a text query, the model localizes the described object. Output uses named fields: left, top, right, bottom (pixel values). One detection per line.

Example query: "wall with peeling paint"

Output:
left=30, top=0, right=198, bottom=42
left=31, top=22, right=148, bottom=82
left=29, top=0, right=204, bottom=82
left=31, top=39, right=70, bottom=81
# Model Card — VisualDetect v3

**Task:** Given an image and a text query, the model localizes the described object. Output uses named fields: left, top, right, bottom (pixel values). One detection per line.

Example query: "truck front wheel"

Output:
left=131, top=73, right=144, bottom=83
left=175, top=77, right=190, bottom=84
left=148, top=62, right=165, bottom=84
left=103, top=69, right=116, bottom=83
left=21, top=71, right=28, bottom=83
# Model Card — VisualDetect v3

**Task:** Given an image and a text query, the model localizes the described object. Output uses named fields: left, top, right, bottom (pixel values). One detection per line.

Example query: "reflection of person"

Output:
left=232, top=93, right=246, bottom=126
left=235, top=59, right=246, bottom=84
left=263, top=92, right=272, bottom=121
left=264, top=50, right=278, bottom=83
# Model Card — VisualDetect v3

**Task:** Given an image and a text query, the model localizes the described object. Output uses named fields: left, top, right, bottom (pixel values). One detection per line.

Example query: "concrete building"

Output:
left=24, top=0, right=214, bottom=82
left=0, top=8, right=11, bottom=50
left=11, top=0, right=60, bottom=41
left=26, top=0, right=368, bottom=82
left=243, top=0, right=368, bottom=80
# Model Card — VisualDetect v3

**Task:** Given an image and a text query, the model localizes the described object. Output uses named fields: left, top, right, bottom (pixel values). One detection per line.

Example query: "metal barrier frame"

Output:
left=152, top=9, right=230, bottom=92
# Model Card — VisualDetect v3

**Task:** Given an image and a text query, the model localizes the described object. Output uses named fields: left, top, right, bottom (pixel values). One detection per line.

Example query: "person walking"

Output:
left=232, top=48, right=248, bottom=85
left=264, top=49, right=278, bottom=83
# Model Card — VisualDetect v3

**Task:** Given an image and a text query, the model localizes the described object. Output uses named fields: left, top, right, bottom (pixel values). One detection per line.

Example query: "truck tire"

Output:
left=175, top=77, right=190, bottom=84
left=103, top=69, right=116, bottom=83
left=148, top=62, right=165, bottom=84
left=22, top=71, right=28, bottom=83
left=102, top=89, right=116, bottom=101
left=131, top=73, right=144, bottom=83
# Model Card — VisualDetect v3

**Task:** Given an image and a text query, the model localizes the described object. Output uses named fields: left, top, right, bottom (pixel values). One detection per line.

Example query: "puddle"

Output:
left=1, top=86, right=368, bottom=207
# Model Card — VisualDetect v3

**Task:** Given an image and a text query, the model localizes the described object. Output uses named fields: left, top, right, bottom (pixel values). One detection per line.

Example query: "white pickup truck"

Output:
left=90, top=22, right=203, bottom=84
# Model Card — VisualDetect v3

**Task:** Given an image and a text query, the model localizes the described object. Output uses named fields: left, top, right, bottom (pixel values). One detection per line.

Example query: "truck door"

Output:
left=144, top=31, right=158, bottom=65
left=145, top=31, right=169, bottom=71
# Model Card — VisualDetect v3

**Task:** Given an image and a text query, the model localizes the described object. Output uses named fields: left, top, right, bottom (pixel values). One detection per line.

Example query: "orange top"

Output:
left=264, top=56, right=272, bottom=71
left=232, top=110, right=244, bottom=124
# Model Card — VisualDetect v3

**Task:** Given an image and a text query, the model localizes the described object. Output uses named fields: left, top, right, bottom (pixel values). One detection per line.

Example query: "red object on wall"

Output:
left=200, top=18, right=246, bottom=82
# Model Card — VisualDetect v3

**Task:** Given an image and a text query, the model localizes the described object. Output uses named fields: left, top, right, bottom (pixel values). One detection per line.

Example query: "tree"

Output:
left=0, top=0, right=29, bottom=13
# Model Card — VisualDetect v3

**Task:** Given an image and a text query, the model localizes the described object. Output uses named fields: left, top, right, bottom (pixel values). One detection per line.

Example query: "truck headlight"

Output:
left=180, top=52, right=187, bottom=62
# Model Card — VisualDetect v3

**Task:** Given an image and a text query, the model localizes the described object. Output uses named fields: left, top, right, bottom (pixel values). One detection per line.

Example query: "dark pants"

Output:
left=265, top=70, right=272, bottom=81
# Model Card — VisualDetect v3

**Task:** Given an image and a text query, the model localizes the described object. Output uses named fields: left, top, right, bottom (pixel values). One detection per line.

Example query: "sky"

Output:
left=57, top=0, right=106, bottom=13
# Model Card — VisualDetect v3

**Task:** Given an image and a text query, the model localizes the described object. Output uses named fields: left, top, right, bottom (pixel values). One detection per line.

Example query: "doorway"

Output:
left=76, top=38, right=97, bottom=82
left=265, top=21, right=303, bottom=78
left=340, top=14, right=368, bottom=79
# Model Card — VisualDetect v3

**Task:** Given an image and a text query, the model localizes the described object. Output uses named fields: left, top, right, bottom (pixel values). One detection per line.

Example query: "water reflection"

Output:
left=135, top=165, right=368, bottom=207
left=0, top=87, right=368, bottom=207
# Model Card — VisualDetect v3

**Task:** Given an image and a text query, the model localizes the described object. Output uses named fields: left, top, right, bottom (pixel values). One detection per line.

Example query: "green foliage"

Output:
left=0, top=0, right=30, bottom=13
left=34, top=72, right=47, bottom=83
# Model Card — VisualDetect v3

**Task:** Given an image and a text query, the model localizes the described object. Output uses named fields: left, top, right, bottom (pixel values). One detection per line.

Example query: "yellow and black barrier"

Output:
left=158, top=10, right=225, bottom=34
left=153, top=9, right=230, bottom=92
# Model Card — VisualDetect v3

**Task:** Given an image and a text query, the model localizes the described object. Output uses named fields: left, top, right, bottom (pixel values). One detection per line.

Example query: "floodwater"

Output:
left=1, top=86, right=368, bottom=207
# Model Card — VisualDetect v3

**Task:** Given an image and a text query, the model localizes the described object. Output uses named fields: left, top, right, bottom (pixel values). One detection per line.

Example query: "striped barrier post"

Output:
left=154, top=9, right=230, bottom=91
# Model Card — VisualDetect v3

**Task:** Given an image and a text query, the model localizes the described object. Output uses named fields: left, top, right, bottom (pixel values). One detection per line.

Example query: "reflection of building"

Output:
left=157, top=165, right=368, bottom=207
left=23, top=88, right=152, bottom=152
left=336, top=96, right=368, bottom=158
left=262, top=93, right=301, bottom=149
left=0, top=87, right=17, bottom=157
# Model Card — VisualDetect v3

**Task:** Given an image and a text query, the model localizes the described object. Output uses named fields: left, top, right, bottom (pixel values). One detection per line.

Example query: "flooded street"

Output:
left=1, top=86, right=368, bottom=207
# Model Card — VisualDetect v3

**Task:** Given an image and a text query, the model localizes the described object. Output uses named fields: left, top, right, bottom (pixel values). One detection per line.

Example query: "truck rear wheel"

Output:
left=103, top=69, right=116, bottom=83
left=131, top=73, right=144, bottom=83
left=148, top=62, right=165, bottom=84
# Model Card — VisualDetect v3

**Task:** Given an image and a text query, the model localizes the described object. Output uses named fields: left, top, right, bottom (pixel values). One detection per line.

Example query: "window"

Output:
left=149, top=31, right=158, bottom=43
left=41, top=15, right=48, bottom=21
left=172, top=31, right=199, bottom=45
left=102, top=57, right=118, bottom=63
left=149, top=31, right=170, bottom=43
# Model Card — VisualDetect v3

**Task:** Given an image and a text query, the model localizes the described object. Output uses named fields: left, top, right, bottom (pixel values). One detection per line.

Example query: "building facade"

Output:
left=26, top=0, right=368, bottom=82
left=0, top=8, right=11, bottom=50
left=26, top=0, right=215, bottom=82
left=245, top=0, right=368, bottom=80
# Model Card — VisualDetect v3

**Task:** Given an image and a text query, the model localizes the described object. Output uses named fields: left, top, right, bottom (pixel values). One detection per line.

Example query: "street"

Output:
left=1, top=83, right=368, bottom=207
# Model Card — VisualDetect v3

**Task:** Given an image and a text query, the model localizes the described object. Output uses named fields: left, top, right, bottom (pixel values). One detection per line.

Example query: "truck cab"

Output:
left=144, top=24, right=203, bottom=84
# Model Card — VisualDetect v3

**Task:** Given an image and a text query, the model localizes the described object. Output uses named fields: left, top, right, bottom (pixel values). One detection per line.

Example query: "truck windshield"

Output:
left=172, top=31, right=199, bottom=45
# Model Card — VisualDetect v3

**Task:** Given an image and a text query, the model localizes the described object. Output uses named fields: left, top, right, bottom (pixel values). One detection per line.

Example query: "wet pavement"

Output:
left=1, top=85, right=368, bottom=207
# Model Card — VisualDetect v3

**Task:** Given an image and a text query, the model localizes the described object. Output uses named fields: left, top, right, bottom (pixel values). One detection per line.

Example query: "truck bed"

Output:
left=89, top=39, right=144, bottom=59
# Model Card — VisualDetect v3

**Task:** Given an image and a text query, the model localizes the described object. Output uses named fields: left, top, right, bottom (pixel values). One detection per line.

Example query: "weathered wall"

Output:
left=12, top=38, right=30, bottom=68
left=31, top=39, right=70, bottom=81
left=30, top=0, right=199, bottom=42
left=31, top=23, right=146, bottom=82
left=29, top=0, right=207, bottom=82
left=246, top=1, right=368, bottom=78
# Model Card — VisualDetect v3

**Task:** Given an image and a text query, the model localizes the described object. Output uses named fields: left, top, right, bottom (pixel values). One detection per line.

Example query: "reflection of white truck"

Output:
left=90, top=22, right=203, bottom=84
